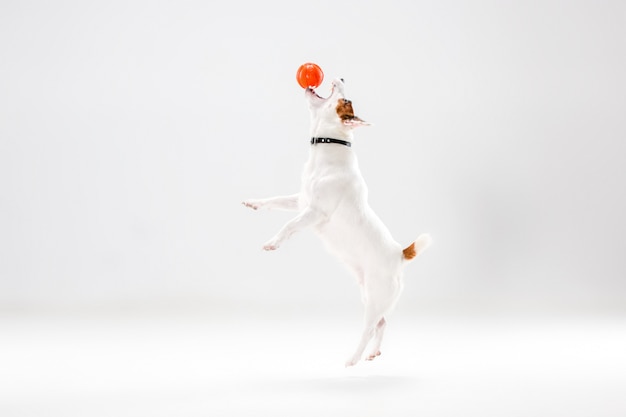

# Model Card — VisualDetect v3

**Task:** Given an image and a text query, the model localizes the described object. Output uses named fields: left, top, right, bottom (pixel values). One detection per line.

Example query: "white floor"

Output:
left=2, top=309, right=625, bottom=417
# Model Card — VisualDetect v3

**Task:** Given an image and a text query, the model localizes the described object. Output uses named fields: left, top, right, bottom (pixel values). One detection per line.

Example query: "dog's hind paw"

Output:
left=345, top=355, right=360, bottom=367
left=366, top=351, right=381, bottom=361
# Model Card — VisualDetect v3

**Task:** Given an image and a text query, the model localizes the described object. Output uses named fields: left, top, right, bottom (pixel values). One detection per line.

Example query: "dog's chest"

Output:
left=298, top=147, right=365, bottom=210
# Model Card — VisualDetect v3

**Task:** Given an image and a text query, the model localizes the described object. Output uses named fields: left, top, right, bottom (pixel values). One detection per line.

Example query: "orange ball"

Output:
left=296, top=62, right=324, bottom=89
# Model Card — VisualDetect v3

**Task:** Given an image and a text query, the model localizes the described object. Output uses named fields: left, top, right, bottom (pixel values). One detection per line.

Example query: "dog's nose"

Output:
left=340, top=78, right=345, bottom=83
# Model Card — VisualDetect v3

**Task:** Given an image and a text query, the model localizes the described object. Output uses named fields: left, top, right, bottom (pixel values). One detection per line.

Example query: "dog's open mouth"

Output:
left=309, top=84, right=334, bottom=100
left=307, top=87, right=326, bottom=100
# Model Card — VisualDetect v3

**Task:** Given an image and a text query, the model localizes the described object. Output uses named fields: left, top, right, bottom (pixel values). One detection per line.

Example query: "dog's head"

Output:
left=305, top=78, right=370, bottom=139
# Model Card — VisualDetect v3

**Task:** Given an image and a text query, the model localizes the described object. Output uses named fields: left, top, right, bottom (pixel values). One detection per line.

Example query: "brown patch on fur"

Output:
left=336, top=98, right=356, bottom=120
left=336, top=98, right=367, bottom=124
left=403, top=242, right=417, bottom=260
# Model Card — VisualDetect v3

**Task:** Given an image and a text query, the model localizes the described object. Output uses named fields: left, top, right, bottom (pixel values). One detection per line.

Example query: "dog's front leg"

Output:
left=242, top=194, right=299, bottom=212
left=263, top=206, right=325, bottom=251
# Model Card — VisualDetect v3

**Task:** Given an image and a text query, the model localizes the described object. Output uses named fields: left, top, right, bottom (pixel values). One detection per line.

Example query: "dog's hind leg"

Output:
left=345, top=304, right=385, bottom=367
left=365, top=317, right=386, bottom=361
left=346, top=276, right=400, bottom=367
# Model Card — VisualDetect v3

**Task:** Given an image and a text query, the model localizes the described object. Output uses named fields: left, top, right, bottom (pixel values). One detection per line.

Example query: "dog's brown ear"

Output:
left=342, top=117, right=371, bottom=127
left=336, top=99, right=370, bottom=127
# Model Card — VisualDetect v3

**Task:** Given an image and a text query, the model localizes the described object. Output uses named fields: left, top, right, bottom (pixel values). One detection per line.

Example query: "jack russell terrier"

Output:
left=243, top=78, right=431, bottom=367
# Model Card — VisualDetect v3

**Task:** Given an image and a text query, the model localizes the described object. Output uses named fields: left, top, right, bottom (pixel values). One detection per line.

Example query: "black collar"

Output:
left=310, top=137, right=352, bottom=147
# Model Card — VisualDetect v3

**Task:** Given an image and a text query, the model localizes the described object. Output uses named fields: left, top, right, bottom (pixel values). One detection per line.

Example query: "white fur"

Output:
left=243, top=78, right=431, bottom=366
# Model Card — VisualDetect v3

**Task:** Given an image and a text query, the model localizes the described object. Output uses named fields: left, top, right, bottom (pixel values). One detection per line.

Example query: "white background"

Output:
left=1, top=1, right=625, bottom=416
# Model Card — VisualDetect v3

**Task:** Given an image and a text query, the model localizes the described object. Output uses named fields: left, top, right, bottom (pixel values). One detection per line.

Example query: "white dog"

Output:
left=243, top=78, right=431, bottom=367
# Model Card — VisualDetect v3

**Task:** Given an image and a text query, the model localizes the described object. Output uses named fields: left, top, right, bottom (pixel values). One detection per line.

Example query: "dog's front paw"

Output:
left=262, top=239, right=280, bottom=251
left=242, top=200, right=259, bottom=210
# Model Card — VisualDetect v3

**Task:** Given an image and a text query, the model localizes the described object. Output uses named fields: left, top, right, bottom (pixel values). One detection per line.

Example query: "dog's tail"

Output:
left=402, top=233, right=432, bottom=261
